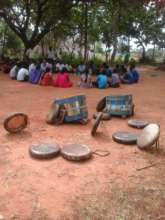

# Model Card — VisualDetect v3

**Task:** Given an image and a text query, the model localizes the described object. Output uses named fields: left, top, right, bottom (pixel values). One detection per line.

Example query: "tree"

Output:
left=0, top=0, right=84, bottom=55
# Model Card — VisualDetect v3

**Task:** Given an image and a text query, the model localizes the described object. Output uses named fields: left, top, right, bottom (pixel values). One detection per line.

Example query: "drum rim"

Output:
left=29, top=143, right=61, bottom=159
left=128, top=119, right=149, bottom=129
left=91, top=112, right=103, bottom=136
left=93, top=112, right=111, bottom=121
left=96, top=97, right=106, bottom=112
left=112, top=131, right=138, bottom=145
left=46, top=103, right=60, bottom=124
left=61, top=144, right=92, bottom=161
left=4, top=112, right=28, bottom=133
left=55, top=94, right=86, bottom=102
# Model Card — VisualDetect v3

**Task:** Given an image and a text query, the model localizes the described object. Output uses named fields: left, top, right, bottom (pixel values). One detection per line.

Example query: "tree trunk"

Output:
left=152, top=44, right=156, bottom=60
left=111, top=40, right=117, bottom=65
left=1, top=26, right=7, bottom=57
left=84, top=2, right=88, bottom=63
left=142, top=45, right=146, bottom=60
left=23, top=46, right=29, bottom=60
left=93, top=42, right=96, bottom=59
left=41, top=38, right=45, bottom=57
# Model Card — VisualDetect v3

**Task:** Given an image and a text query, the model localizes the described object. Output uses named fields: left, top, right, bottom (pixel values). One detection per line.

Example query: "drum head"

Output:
left=91, top=112, right=103, bottom=136
left=93, top=112, right=111, bottom=121
left=29, top=143, right=60, bottom=159
left=137, top=123, right=160, bottom=149
left=128, top=119, right=148, bottom=129
left=96, top=97, right=106, bottom=112
left=61, top=144, right=92, bottom=161
left=4, top=112, right=28, bottom=133
left=112, top=131, right=138, bottom=145
left=46, top=103, right=60, bottom=124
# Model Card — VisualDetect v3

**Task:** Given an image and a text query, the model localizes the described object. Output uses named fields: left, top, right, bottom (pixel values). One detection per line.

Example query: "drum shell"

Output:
left=106, top=94, right=133, bottom=116
left=54, top=95, right=88, bottom=122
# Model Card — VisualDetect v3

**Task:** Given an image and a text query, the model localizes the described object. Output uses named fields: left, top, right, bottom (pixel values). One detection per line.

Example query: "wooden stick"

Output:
left=136, top=162, right=164, bottom=171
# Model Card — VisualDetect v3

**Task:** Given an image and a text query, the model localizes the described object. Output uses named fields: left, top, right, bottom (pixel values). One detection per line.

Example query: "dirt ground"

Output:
left=0, top=66, right=165, bottom=220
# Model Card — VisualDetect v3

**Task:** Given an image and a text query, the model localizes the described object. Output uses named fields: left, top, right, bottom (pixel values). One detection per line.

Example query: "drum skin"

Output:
left=128, top=119, right=149, bottom=129
left=4, top=112, right=28, bottom=133
left=137, top=124, right=160, bottom=149
left=61, top=144, right=92, bottom=161
left=112, top=131, right=138, bottom=145
left=29, top=143, right=60, bottom=159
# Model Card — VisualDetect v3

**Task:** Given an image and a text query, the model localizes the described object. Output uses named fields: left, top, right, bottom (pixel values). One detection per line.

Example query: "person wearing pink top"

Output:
left=53, top=68, right=72, bottom=88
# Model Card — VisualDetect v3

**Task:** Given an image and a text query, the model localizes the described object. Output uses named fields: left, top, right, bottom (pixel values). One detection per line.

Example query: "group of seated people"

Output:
left=78, top=63, right=140, bottom=89
left=7, top=58, right=140, bottom=89
left=9, top=59, right=73, bottom=87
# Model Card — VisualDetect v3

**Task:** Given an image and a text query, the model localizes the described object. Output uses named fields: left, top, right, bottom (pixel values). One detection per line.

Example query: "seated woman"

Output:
left=129, top=64, right=140, bottom=83
left=76, top=62, right=86, bottom=76
left=39, top=67, right=52, bottom=86
left=93, top=70, right=109, bottom=89
left=29, top=64, right=42, bottom=84
left=29, top=60, right=36, bottom=73
left=17, top=63, right=29, bottom=81
left=40, top=59, right=47, bottom=73
left=110, top=72, right=120, bottom=88
left=121, top=71, right=134, bottom=84
left=53, top=68, right=72, bottom=88
left=120, top=64, right=127, bottom=76
left=9, top=63, right=19, bottom=80
left=78, top=69, right=92, bottom=88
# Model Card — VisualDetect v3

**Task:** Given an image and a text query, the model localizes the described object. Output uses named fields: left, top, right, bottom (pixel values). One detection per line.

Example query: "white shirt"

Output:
left=17, top=68, right=29, bottom=81
left=29, top=63, right=36, bottom=73
left=59, top=64, right=65, bottom=71
left=10, top=65, right=18, bottom=78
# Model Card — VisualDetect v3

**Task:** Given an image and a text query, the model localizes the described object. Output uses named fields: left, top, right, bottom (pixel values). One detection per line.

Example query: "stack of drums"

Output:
left=54, top=95, right=88, bottom=122
left=106, top=94, right=133, bottom=117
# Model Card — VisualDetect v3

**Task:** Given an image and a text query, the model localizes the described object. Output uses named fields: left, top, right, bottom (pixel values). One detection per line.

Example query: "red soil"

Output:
left=0, top=66, right=165, bottom=219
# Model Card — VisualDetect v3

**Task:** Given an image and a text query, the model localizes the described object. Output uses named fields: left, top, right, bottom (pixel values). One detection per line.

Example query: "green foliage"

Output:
left=129, top=58, right=137, bottom=66
left=62, top=53, right=83, bottom=66
left=0, top=0, right=165, bottom=63
left=139, top=57, right=156, bottom=65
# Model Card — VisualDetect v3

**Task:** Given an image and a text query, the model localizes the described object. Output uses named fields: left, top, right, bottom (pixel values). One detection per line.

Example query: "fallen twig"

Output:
left=136, top=162, right=165, bottom=171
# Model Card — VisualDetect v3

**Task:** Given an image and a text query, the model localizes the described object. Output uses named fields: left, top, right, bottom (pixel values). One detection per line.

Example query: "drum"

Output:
left=106, top=94, right=133, bottom=117
left=96, top=97, right=106, bottom=112
left=112, top=131, right=138, bottom=145
left=54, top=95, right=88, bottom=122
left=128, top=119, right=149, bottom=129
left=91, top=112, right=103, bottom=136
left=137, top=123, right=160, bottom=149
left=46, top=103, right=60, bottom=124
left=61, top=144, right=92, bottom=161
left=29, top=143, right=60, bottom=159
left=93, top=112, right=111, bottom=121
left=4, top=112, right=28, bottom=133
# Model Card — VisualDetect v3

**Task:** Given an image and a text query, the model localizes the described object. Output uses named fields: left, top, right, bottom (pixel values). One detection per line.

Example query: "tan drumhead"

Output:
left=61, top=144, right=92, bottom=161
left=4, top=112, right=28, bottom=133
left=137, top=123, right=160, bottom=149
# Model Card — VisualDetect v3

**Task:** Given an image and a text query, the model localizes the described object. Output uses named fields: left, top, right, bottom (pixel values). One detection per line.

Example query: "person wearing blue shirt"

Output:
left=130, top=64, right=140, bottom=83
left=96, top=71, right=109, bottom=89
left=121, top=71, right=134, bottom=84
